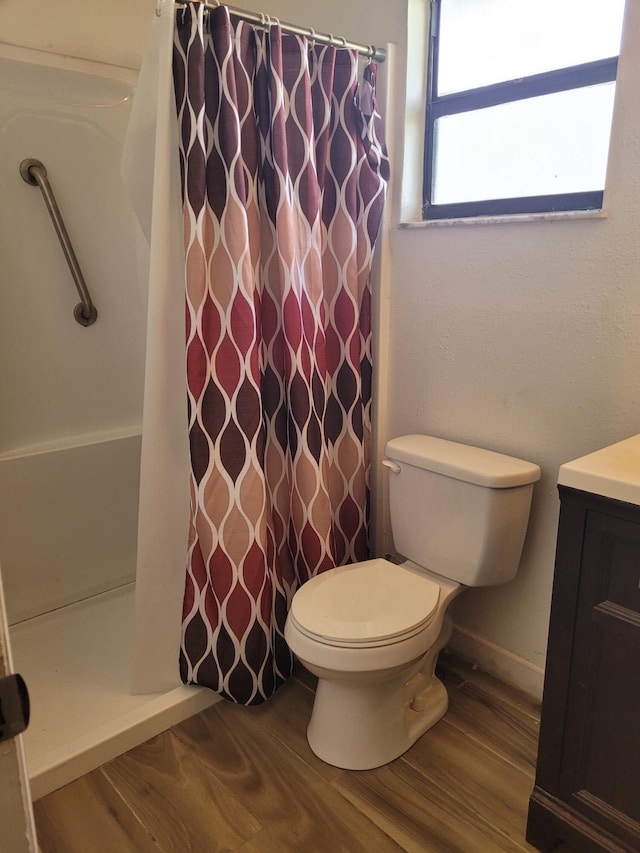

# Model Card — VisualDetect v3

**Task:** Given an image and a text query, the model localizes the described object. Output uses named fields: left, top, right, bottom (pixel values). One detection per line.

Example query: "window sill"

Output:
left=399, top=209, right=608, bottom=228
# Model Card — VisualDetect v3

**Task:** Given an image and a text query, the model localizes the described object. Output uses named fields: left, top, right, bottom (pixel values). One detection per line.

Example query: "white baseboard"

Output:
left=448, top=624, right=545, bottom=702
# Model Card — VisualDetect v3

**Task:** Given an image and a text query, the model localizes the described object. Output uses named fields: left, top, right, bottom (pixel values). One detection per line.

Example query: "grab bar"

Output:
left=20, top=158, right=97, bottom=326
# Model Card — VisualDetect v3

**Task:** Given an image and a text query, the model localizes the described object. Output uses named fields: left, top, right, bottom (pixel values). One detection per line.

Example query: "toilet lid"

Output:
left=290, top=558, right=441, bottom=646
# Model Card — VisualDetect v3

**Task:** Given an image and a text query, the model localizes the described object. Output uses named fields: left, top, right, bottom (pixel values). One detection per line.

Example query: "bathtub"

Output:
left=0, top=44, right=216, bottom=799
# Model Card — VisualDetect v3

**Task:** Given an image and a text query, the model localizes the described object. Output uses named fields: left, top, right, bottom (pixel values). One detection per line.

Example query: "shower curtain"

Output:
left=124, top=1, right=388, bottom=703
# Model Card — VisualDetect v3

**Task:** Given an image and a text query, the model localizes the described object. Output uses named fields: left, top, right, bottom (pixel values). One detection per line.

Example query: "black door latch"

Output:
left=0, top=673, right=30, bottom=743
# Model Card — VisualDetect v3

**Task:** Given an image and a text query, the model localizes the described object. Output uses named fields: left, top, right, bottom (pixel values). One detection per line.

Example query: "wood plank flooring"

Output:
left=33, top=651, right=541, bottom=852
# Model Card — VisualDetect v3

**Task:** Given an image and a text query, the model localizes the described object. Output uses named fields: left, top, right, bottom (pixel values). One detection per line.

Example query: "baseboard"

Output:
left=527, top=787, right=632, bottom=852
left=448, top=624, right=545, bottom=701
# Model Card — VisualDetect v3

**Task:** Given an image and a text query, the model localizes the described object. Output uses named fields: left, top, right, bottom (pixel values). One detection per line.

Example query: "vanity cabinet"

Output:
left=527, top=457, right=640, bottom=852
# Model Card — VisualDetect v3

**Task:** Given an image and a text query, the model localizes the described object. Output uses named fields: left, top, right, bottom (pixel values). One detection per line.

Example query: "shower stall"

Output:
left=0, top=43, right=215, bottom=799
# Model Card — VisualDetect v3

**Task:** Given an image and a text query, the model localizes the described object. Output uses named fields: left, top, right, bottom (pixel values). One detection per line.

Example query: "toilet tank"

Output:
left=384, top=435, right=541, bottom=586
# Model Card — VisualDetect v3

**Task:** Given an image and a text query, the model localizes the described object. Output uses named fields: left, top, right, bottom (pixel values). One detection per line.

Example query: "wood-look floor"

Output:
left=33, top=651, right=541, bottom=852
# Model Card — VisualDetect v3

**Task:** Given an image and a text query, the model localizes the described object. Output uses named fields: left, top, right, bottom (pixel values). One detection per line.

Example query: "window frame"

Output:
left=423, top=0, right=620, bottom=221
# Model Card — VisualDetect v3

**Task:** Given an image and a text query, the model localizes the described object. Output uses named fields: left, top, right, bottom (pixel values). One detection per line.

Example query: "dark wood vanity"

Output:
left=527, top=437, right=640, bottom=852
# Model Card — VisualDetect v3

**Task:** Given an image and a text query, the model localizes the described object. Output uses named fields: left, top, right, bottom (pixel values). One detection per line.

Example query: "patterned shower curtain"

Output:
left=173, top=3, right=389, bottom=704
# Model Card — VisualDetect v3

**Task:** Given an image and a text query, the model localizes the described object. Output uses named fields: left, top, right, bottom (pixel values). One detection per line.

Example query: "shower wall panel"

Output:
left=0, top=45, right=147, bottom=623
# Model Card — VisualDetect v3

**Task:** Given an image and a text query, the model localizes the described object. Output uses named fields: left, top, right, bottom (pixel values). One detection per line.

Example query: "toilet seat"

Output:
left=289, top=558, right=441, bottom=649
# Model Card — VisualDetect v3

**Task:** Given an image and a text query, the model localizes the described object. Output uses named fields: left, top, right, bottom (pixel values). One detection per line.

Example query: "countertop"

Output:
left=558, top=434, right=640, bottom=505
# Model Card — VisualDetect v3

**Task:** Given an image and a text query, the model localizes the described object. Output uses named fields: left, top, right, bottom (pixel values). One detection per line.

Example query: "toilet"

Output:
left=284, top=434, right=541, bottom=770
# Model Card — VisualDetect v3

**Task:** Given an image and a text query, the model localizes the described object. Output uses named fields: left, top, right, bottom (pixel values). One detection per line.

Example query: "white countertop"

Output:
left=558, top=434, right=640, bottom=505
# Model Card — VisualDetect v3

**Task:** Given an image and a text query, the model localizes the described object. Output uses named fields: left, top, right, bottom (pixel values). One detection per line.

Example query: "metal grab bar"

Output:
left=20, top=158, right=97, bottom=327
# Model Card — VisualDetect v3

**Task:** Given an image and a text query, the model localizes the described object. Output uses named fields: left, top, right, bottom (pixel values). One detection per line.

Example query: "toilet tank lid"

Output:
left=385, top=435, right=541, bottom=488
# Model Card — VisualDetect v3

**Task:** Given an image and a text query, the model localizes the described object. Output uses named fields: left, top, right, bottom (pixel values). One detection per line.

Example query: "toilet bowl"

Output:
left=284, top=434, right=541, bottom=770
left=284, top=558, right=461, bottom=769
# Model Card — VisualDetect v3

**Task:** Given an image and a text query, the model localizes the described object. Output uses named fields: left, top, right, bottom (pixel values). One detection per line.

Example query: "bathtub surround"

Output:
left=0, top=433, right=141, bottom=623
left=0, top=44, right=215, bottom=799
left=0, top=49, right=145, bottom=455
left=0, top=44, right=145, bottom=618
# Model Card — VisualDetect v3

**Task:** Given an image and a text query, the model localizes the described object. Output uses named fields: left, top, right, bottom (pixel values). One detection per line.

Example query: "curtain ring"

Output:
left=335, top=35, right=347, bottom=48
left=307, top=27, right=316, bottom=48
left=260, top=14, right=279, bottom=30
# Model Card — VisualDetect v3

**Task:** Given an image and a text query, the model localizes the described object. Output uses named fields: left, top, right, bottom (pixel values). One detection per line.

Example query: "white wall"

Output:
left=3, top=0, right=639, bottom=694
left=387, top=0, right=640, bottom=686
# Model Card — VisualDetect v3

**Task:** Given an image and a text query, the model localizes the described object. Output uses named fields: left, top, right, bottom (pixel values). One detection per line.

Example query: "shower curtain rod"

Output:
left=173, top=1, right=386, bottom=62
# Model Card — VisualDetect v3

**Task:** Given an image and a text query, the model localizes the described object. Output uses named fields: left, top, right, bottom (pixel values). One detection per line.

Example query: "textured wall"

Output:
left=386, top=0, right=640, bottom=668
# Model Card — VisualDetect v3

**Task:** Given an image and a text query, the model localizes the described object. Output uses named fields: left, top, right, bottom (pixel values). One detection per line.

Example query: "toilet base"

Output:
left=302, top=611, right=456, bottom=770
left=306, top=669, right=449, bottom=770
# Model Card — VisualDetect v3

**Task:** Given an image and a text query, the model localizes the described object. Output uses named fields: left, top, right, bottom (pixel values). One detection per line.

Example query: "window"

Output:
left=424, top=0, right=627, bottom=219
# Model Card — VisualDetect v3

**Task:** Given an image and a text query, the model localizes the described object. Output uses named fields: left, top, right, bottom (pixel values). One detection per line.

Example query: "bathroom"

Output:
left=1, top=0, right=639, bottom=848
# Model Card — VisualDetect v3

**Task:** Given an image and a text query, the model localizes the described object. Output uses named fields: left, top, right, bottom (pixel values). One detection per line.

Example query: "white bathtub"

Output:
left=0, top=44, right=216, bottom=799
